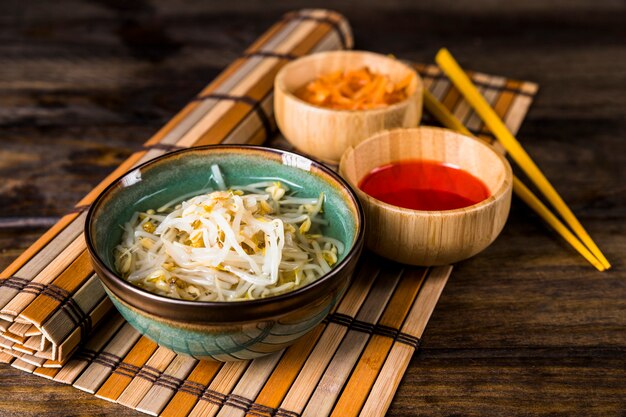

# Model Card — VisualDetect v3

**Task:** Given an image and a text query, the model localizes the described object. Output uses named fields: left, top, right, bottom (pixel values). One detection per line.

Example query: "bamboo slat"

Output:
left=276, top=262, right=386, bottom=415
left=12, top=358, right=37, bottom=373
left=20, top=250, right=94, bottom=327
left=0, top=229, right=86, bottom=319
left=12, top=343, right=36, bottom=356
left=2, top=331, right=26, bottom=344
left=7, top=322, right=34, bottom=337
left=39, top=275, right=106, bottom=347
left=211, top=353, right=284, bottom=417
left=52, top=314, right=126, bottom=383
left=0, top=9, right=539, bottom=417
left=301, top=267, right=403, bottom=417
left=33, top=366, right=58, bottom=379
left=330, top=269, right=427, bottom=417
left=243, top=325, right=325, bottom=417
left=23, top=335, right=42, bottom=351
left=136, top=355, right=199, bottom=416
left=187, top=361, right=250, bottom=417
left=116, top=346, right=179, bottom=408
left=73, top=323, right=141, bottom=393
left=0, top=350, right=14, bottom=364
left=95, top=336, right=160, bottom=401
left=13, top=351, right=47, bottom=367
left=0, top=318, right=10, bottom=332
left=160, top=361, right=223, bottom=417
left=54, top=295, right=113, bottom=361
left=359, top=266, right=451, bottom=417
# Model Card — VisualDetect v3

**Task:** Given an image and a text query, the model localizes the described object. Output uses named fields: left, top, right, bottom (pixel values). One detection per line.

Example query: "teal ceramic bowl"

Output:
left=85, top=145, right=364, bottom=361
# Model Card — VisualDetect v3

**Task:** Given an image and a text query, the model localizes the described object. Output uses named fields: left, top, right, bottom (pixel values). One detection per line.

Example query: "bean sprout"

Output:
left=114, top=165, right=341, bottom=302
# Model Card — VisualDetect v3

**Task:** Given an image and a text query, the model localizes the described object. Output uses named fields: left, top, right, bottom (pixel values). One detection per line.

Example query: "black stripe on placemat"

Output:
left=224, top=394, right=253, bottom=412
left=242, top=51, right=299, bottom=61
left=178, top=380, right=205, bottom=398
left=39, top=283, right=92, bottom=341
left=153, top=379, right=178, bottom=391
left=136, top=368, right=160, bottom=383
left=39, top=284, right=69, bottom=304
left=156, top=373, right=185, bottom=391
left=396, top=333, right=421, bottom=348
left=22, top=281, right=46, bottom=298
left=60, top=302, right=93, bottom=342
left=283, top=11, right=348, bottom=50
left=418, top=70, right=535, bottom=98
left=75, top=348, right=97, bottom=363
left=193, top=93, right=274, bottom=141
left=325, top=312, right=422, bottom=348
left=351, top=320, right=375, bottom=334
left=200, top=389, right=227, bottom=407
left=17, top=281, right=44, bottom=297
left=92, top=357, right=118, bottom=370
left=375, top=324, right=400, bottom=339
left=153, top=374, right=182, bottom=391
left=112, top=361, right=142, bottom=378
left=99, top=351, right=122, bottom=363
left=113, top=366, right=136, bottom=379
left=135, top=364, right=164, bottom=384
left=325, top=312, right=353, bottom=327
left=92, top=352, right=121, bottom=370
left=118, top=362, right=141, bottom=373
left=0, top=276, right=32, bottom=291
left=275, top=408, right=301, bottom=417
left=248, top=402, right=276, bottom=417
left=1, top=282, right=25, bottom=292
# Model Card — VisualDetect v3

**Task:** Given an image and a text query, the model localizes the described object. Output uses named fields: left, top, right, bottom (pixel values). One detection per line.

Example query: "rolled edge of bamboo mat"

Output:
left=0, top=8, right=353, bottom=364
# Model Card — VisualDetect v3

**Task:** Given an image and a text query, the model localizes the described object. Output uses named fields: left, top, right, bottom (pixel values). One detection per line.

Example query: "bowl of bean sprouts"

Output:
left=85, top=145, right=364, bottom=361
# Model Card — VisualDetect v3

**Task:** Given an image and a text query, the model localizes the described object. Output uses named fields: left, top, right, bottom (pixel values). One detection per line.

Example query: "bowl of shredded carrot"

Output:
left=275, top=50, right=422, bottom=163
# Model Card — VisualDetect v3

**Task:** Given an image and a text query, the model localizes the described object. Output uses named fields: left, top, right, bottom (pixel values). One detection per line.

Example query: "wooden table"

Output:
left=1, top=1, right=624, bottom=415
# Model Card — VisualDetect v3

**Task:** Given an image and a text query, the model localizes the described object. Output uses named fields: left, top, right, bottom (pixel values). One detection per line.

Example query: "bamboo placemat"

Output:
left=0, top=8, right=539, bottom=417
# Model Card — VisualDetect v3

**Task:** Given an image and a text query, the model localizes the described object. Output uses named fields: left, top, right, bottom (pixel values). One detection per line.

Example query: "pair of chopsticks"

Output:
left=423, top=48, right=610, bottom=271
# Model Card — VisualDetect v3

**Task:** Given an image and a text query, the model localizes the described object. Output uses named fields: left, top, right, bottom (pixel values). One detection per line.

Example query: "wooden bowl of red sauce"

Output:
left=339, top=126, right=513, bottom=266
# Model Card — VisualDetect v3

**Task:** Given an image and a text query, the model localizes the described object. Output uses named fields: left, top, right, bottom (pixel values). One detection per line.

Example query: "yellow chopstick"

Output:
left=423, top=89, right=606, bottom=271
left=435, top=48, right=610, bottom=270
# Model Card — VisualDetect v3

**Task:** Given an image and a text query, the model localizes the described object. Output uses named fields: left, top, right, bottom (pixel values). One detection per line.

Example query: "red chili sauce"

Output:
left=358, top=160, right=491, bottom=211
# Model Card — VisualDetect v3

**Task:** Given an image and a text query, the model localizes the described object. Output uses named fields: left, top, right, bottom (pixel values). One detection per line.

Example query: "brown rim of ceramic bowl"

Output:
left=274, top=50, right=422, bottom=114
left=85, top=145, right=365, bottom=323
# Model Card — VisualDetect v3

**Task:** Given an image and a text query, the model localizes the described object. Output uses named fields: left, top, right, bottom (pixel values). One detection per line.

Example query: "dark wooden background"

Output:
left=1, top=1, right=624, bottom=416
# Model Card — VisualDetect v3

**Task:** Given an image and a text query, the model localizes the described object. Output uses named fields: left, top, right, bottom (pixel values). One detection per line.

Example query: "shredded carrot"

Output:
left=294, top=66, right=412, bottom=110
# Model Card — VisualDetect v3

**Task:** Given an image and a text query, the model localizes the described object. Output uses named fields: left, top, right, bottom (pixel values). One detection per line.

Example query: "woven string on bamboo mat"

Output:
left=0, top=8, right=539, bottom=417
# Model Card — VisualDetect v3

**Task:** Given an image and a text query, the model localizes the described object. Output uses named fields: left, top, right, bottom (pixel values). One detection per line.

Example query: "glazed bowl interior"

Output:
left=87, top=145, right=363, bottom=321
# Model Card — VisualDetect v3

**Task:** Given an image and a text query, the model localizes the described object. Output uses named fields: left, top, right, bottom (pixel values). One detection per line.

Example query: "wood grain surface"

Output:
left=1, top=1, right=624, bottom=416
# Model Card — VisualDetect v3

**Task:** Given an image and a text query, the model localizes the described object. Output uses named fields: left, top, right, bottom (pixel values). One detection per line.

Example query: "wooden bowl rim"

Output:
left=339, top=126, right=513, bottom=217
left=275, top=49, right=423, bottom=115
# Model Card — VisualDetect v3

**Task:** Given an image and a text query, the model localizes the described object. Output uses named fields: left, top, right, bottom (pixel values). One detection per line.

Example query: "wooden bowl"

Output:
left=274, top=50, right=423, bottom=163
left=339, top=127, right=513, bottom=266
